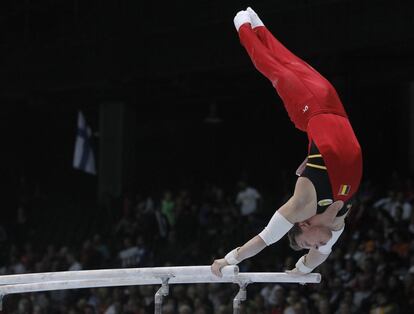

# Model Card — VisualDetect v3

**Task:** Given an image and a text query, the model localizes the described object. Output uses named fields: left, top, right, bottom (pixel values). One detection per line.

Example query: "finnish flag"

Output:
left=73, top=111, right=96, bottom=175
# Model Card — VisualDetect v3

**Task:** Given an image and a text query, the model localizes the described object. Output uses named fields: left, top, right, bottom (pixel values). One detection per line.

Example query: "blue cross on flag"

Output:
left=73, top=111, right=96, bottom=175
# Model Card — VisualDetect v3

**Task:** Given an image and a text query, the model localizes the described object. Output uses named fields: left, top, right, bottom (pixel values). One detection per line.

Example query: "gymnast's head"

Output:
left=287, top=221, right=332, bottom=250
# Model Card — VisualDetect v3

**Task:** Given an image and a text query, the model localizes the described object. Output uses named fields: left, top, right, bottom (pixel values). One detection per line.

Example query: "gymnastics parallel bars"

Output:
left=0, top=266, right=238, bottom=285
left=0, top=266, right=321, bottom=314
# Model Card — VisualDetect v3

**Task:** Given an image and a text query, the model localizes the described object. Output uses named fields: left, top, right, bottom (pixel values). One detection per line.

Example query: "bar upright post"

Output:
left=154, top=277, right=170, bottom=314
left=233, top=282, right=248, bottom=314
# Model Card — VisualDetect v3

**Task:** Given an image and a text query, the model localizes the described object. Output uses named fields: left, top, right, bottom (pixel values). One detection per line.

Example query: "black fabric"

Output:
left=301, top=142, right=351, bottom=217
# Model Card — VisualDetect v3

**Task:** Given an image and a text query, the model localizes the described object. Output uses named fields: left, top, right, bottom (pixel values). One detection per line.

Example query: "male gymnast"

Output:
left=211, top=7, right=362, bottom=276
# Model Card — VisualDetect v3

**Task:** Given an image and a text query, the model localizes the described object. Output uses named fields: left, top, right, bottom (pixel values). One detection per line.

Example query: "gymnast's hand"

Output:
left=211, top=258, right=229, bottom=277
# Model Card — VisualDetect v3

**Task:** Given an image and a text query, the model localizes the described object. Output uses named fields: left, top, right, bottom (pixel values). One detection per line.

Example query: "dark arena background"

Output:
left=1, top=1, right=414, bottom=313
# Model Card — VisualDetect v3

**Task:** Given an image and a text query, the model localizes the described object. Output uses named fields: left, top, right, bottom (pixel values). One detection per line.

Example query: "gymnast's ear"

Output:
left=298, top=221, right=310, bottom=229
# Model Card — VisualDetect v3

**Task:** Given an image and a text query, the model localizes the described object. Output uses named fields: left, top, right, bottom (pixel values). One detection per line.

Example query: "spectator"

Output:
left=235, top=181, right=261, bottom=217
left=3, top=174, right=414, bottom=314
left=66, top=252, right=82, bottom=271
left=178, top=304, right=192, bottom=314
left=161, top=191, right=175, bottom=227
left=118, top=236, right=146, bottom=268
left=370, top=290, right=398, bottom=314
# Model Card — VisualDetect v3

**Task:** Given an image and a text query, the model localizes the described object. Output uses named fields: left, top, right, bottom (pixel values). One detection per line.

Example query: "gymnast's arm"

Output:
left=290, top=224, right=345, bottom=274
left=211, top=176, right=319, bottom=276
left=211, top=212, right=292, bottom=276
left=228, top=213, right=293, bottom=262
left=295, top=248, right=330, bottom=273
left=211, top=195, right=315, bottom=277
left=210, top=236, right=268, bottom=277
left=230, top=235, right=267, bottom=262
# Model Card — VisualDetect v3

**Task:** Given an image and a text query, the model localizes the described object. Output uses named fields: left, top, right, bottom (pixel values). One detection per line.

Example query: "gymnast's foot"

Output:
left=233, top=10, right=251, bottom=31
left=246, top=7, right=265, bottom=29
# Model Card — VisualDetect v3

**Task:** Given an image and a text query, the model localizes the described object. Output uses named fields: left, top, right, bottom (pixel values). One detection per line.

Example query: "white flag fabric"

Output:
left=73, top=111, right=96, bottom=175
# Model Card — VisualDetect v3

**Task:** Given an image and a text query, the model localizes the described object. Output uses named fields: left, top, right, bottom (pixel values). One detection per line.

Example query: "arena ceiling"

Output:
left=1, top=0, right=413, bottom=100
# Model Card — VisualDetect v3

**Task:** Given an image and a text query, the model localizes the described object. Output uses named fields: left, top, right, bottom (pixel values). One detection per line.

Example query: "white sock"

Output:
left=233, top=10, right=251, bottom=31
left=246, top=7, right=264, bottom=28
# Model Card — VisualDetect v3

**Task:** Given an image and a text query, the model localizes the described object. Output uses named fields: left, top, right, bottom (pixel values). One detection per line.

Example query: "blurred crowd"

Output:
left=1, top=175, right=414, bottom=314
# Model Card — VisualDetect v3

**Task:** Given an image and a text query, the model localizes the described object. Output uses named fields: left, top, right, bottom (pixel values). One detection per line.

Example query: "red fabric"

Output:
left=307, top=114, right=362, bottom=202
left=237, top=23, right=362, bottom=201
left=238, top=24, right=347, bottom=131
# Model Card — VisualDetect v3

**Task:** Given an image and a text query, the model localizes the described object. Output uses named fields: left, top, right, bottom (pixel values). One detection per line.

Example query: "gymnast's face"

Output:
left=295, top=222, right=332, bottom=249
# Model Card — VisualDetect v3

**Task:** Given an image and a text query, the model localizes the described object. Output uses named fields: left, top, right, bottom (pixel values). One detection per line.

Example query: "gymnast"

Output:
left=211, top=7, right=362, bottom=276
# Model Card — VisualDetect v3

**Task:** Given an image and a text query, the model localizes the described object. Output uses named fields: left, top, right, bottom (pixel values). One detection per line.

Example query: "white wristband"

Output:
left=258, top=211, right=293, bottom=246
left=224, top=247, right=240, bottom=265
left=295, top=255, right=314, bottom=274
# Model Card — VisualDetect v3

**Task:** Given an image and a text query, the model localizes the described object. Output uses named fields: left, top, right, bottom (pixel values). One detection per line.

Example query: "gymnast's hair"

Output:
left=287, top=223, right=304, bottom=251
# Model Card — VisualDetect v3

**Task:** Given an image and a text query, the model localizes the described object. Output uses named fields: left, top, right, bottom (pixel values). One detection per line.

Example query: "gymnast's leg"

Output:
left=234, top=12, right=286, bottom=86
left=247, top=7, right=306, bottom=66
left=246, top=7, right=333, bottom=92
left=234, top=12, right=312, bottom=98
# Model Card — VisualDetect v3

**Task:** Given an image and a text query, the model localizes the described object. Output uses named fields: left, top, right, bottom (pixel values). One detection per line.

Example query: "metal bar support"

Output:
left=233, top=282, right=249, bottom=314
left=154, top=277, right=170, bottom=314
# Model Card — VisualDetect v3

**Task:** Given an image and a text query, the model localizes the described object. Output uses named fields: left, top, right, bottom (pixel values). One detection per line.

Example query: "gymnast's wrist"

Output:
left=295, top=255, right=314, bottom=274
left=224, top=247, right=241, bottom=265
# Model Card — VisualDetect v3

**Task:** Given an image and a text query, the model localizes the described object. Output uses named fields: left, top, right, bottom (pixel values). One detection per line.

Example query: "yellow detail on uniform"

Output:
left=308, top=154, right=322, bottom=159
left=318, top=199, right=333, bottom=207
left=339, top=185, right=350, bottom=195
left=306, top=163, right=327, bottom=170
